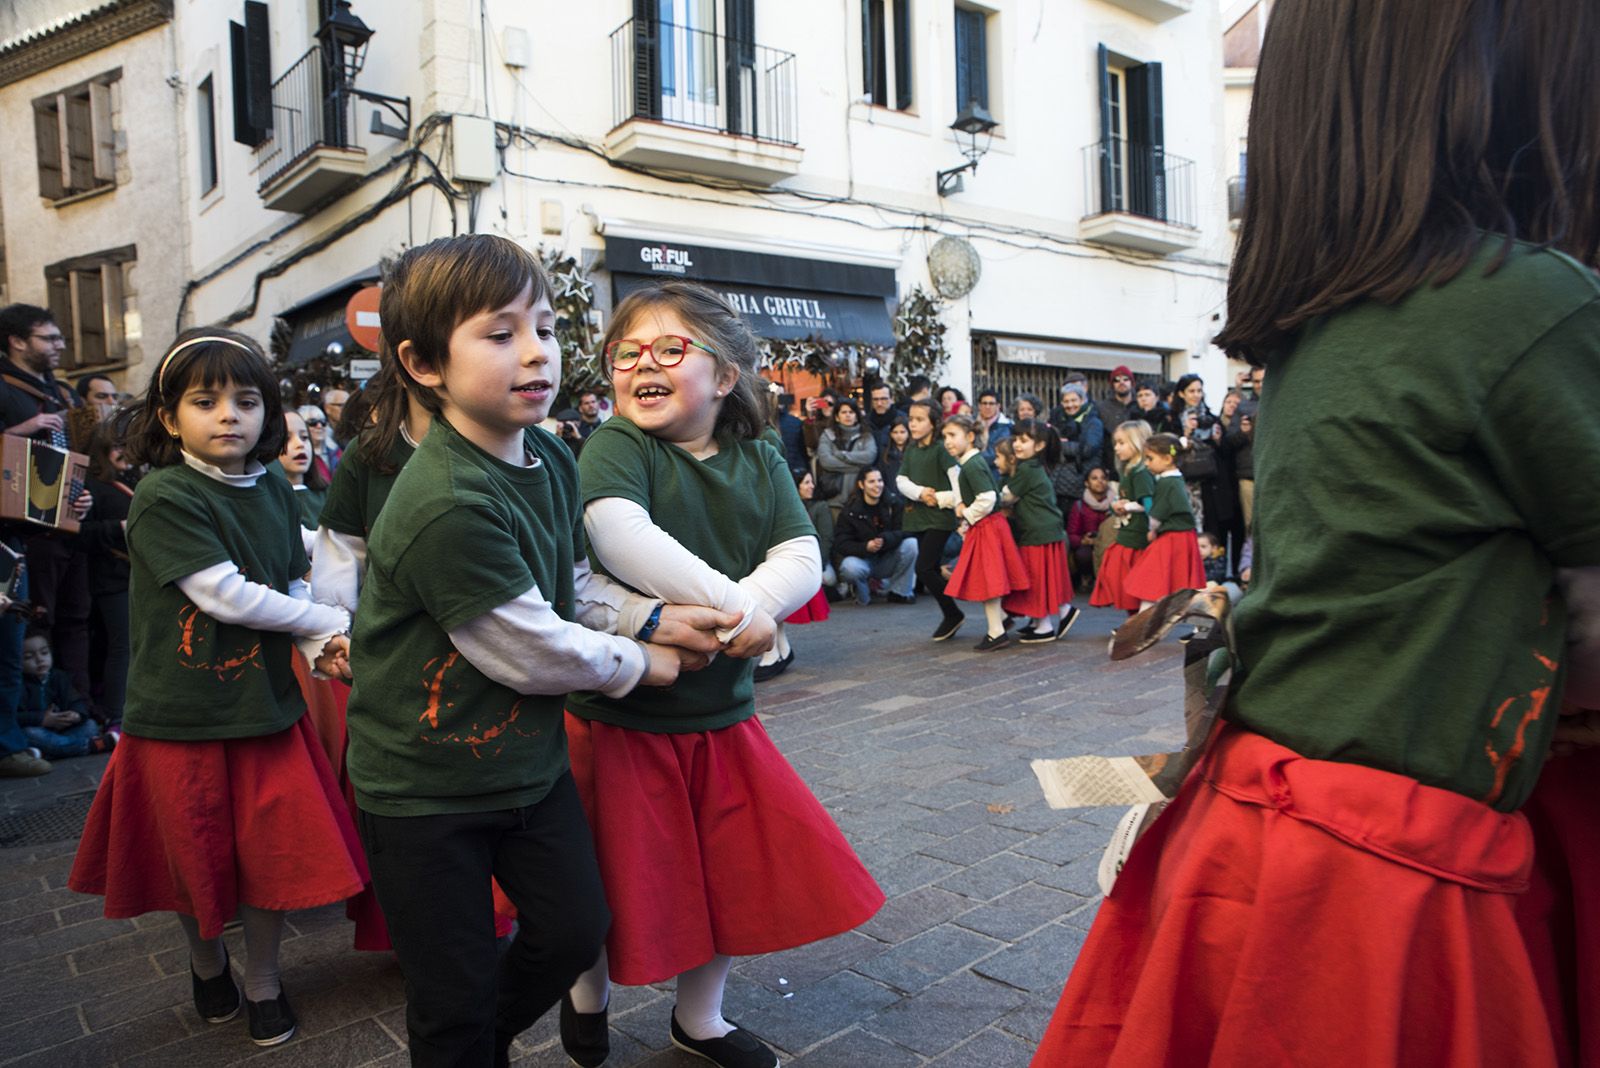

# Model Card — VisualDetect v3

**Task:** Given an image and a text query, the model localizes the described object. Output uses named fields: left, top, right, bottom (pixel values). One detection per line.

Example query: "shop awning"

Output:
left=613, top=273, right=896, bottom=346
left=992, top=336, right=1166, bottom=375
left=605, top=235, right=897, bottom=347
left=277, top=267, right=380, bottom=367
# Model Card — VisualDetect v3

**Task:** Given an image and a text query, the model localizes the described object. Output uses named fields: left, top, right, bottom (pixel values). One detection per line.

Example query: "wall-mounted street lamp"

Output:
left=936, top=103, right=999, bottom=197
left=316, top=0, right=412, bottom=142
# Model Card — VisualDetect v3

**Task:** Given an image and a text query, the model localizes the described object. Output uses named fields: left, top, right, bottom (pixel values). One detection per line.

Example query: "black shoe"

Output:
left=1056, top=606, right=1082, bottom=640
left=560, top=995, right=610, bottom=1067
left=190, top=951, right=240, bottom=1024
left=669, top=1012, right=778, bottom=1068
left=886, top=592, right=916, bottom=605
left=753, top=650, right=794, bottom=683
left=931, top=614, right=964, bottom=641
left=1017, top=629, right=1056, bottom=645
left=973, top=633, right=1014, bottom=652
left=246, top=990, right=297, bottom=1046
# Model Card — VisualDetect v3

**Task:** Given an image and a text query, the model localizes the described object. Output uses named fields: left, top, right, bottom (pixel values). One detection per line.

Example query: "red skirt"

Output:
left=1033, top=725, right=1554, bottom=1067
left=69, top=716, right=369, bottom=939
left=293, top=652, right=348, bottom=776
left=946, top=514, right=1030, bottom=603
left=1123, top=530, right=1205, bottom=604
left=1003, top=541, right=1073, bottom=618
left=1514, top=746, right=1600, bottom=1067
left=564, top=712, right=884, bottom=985
left=786, top=586, right=831, bottom=625
left=1090, top=541, right=1144, bottom=610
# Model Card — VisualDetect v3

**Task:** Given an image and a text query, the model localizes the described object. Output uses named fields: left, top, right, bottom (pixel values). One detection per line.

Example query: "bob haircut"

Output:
left=1111, top=419, right=1154, bottom=477
left=382, top=234, right=551, bottom=417
left=604, top=281, right=766, bottom=441
left=126, top=327, right=283, bottom=468
left=1217, top=0, right=1600, bottom=364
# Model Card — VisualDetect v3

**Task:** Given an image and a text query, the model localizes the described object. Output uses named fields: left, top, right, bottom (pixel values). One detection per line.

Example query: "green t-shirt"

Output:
left=567, top=418, right=815, bottom=733
left=900, top=440, right=958, bottom=532
left=804, top=498, right=835, bottom=551
left=956, top=454, right=996, bottom=506
left=1230, top=242, right=1600, bottom=811
left=1115, top=464, right=1155, bottom=548
left=121, top=464, right=309, bottom=741
left=345, top=418, right=581, bottom=817
left=292, top=486, right=326, bottom=530
left=318, top=432, right=415, bottom=538
left=1005, top=459, right=1065, bottom=545
left=1149, top=474, right=1195, bottom=534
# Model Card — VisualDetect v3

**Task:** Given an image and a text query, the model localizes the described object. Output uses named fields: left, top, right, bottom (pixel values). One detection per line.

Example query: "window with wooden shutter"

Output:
left=1096, top=46, right=1166, bottom=221
left=863, top=0, right=887, bottom=104
left=31, top=70, right=121, bottom=203
left=43, top=247, right=137, bottom=371
left=893, top=0, right=913, bottom=110
left=864, top=0, right=914, bottom=111
left=953, top=6, right=987, bottom=112
left=198, top=75, right=218, bottom=194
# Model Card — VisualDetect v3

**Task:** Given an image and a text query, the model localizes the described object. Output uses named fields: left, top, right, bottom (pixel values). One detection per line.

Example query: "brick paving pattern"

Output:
left=0, top=601, right=1186, bottom=1066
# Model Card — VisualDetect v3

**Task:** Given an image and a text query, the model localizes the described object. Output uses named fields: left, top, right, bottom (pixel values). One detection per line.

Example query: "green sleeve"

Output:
left=391, top=505, right=537, bottom=632
left=319, top=444, right=368, bottom=537
left=127, top=481, right=233, bottom=587
left=1477, top=300, right=1600, bottom=567
left=273, top=477, right=312, bottom=578
left=763, top=438, right=817, bottom=548
left=576, top=420, right=652, bottom=510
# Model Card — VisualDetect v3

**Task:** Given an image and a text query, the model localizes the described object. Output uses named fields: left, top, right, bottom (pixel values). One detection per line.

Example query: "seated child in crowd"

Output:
left=20, top=628, right=113, bottom=758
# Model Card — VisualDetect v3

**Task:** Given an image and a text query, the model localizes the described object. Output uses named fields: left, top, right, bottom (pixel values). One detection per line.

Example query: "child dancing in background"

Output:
left=1123, top=433, right=1206, bottom=609
left=941, top=414, right=1029, bottom=652
left=1089, top=421, right=1153, bottom=615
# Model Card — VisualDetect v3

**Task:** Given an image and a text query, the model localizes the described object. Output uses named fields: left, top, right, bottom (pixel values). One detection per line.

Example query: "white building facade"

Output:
left=6, top=0, right=1235, bottom=401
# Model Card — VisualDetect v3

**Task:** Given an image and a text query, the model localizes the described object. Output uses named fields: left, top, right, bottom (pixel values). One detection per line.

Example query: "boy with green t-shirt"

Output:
left=342, top=236, right=721, bottom=1068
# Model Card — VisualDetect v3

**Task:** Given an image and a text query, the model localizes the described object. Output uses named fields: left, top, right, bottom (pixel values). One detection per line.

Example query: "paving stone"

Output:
left=971, top=923, right=1084, bottom=994
left=797, top=1025, right=923, bottom=1067
left=936, top=851, right=1058, bottom=902
left=926, top=1026, right=1037, bottom=1066
left=857, top=886, right=971, bottom=943
left=1031, top=852, right=1105, bottom=899
left=996, top=996, right=1057, bottom=1045
left=737, top=931, right=888, bottom=992
left=1009, top=819, right=1113, bottom=865
left=953, top=883, right=1081, bottom=943
left=855, top=924, right=1004, bottom=995
left=736, top=969, right=901, bottom=1053
left=864, top=971, right=1027, bottom=1057
left=915, top=823, right=1031, bottom=867
left=9, top=1007, right=192, bottom=1068
left=0, top=1004, right=84, bottom=1058
left=871, top=852, right=965, bottom=898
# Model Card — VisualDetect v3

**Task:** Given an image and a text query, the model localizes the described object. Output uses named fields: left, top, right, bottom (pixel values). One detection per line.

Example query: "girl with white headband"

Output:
left=68, top=328, right=363, bottom=1049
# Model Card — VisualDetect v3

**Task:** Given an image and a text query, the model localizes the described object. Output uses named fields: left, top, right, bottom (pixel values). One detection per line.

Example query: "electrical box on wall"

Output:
left=451, top=115, right=498, bottom=185
left=503, top=27, right=531, bottom=69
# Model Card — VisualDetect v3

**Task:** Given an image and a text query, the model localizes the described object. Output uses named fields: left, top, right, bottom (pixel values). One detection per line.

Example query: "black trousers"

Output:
left=357, top=772, right=610, bottom=1068
left=24, top=534, right=91, bottom=699
left=913, top=528, right=962, bottom=620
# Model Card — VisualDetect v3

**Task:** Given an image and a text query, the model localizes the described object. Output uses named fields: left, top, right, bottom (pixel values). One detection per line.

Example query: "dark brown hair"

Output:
left=1216, top=0, right=1600, bottom=363
left=1011, top=418, right=1062, bottom=466
left=84, top=419, right=125, bottom=483
left=906, top=399, right=941, bottom=441
left=1144, top=432, right=1189, bottom=460
left=350, top=357, right=415, bottom=476
left=282, top=410, right=329, bottom=492
left=381, top=234, right=550, bottom=417
left=603, top=281, right=766, bottom=441
left=126, top=327, right=284, bottom=468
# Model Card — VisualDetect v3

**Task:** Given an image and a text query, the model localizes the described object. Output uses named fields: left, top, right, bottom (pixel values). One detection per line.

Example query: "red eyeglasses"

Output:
left=604, top=335, right=717, bottom=373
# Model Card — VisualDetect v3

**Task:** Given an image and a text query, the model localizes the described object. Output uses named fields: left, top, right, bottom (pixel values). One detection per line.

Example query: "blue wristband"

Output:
left=635, top=603, right=663, bottom=642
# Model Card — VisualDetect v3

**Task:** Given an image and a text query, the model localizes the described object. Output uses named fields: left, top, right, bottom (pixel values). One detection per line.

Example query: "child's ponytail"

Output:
left=1145, top=432, right=1188, bottom=460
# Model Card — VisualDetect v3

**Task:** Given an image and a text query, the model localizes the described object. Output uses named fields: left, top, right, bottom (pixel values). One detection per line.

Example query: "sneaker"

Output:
left=246, top=990, right=297, bottom=1046
left=190, top=950, right=240, bottom=1024
left=886, top=592, right=916, bottom=605
left=669, top=1012, right=778, bottom=1068
left=974, top=633, right=1014, bottom=652
left=1056, top=606, right=1082, bottom=640
left=752, top=650, right=794, bottom=683
left=1017, top=629, right=1056, bottom=645
left=931, top=614, right=964, bottom=641
left=560, top=995, right=610, bottom=1068
left=0, top=751, right=51, bottom=777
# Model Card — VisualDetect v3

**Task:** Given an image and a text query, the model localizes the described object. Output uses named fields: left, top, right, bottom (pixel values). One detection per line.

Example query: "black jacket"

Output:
left=0, top=358, right=79, bottom=437
left=831, top=494, right=907, bottom=566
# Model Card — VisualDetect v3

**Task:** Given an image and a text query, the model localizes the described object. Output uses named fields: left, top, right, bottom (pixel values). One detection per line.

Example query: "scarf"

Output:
left=1081, top=485, right=1113, bottom=512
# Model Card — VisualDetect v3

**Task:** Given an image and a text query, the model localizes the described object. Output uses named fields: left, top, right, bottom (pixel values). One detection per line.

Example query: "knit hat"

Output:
left=1060, top=382, right=1087, bottom=400
left=1110, top=365, right=1134, bottom=379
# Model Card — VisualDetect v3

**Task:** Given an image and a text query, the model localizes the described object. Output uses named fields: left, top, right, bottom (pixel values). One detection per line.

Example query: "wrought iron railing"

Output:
left=253, top=46, right=359, bottom=188
left=1227, top=174, right=1245, bottom=221
left=609, top=17, right=799, bottom=146
left=1081, top=138, right=1197, bottom=229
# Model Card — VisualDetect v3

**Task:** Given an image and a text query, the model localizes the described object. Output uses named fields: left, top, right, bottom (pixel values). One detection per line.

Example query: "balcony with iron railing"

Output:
left=253, top=45, right=366, bottom=213
left=603, top=16, right=803, bottom=185
left=1079, top=138, right=1201, bottom=255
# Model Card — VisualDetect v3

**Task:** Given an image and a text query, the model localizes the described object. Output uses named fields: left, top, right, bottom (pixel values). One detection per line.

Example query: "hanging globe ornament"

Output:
left=927, top=235, right=982, bottom=300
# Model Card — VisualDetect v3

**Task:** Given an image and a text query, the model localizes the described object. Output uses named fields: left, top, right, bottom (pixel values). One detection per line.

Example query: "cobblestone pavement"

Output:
left=0, top=600, right=1187, bottom=1067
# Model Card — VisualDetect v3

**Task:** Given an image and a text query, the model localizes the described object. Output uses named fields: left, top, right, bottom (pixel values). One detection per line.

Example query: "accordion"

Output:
left=0, top=435, right=89, bottom=533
